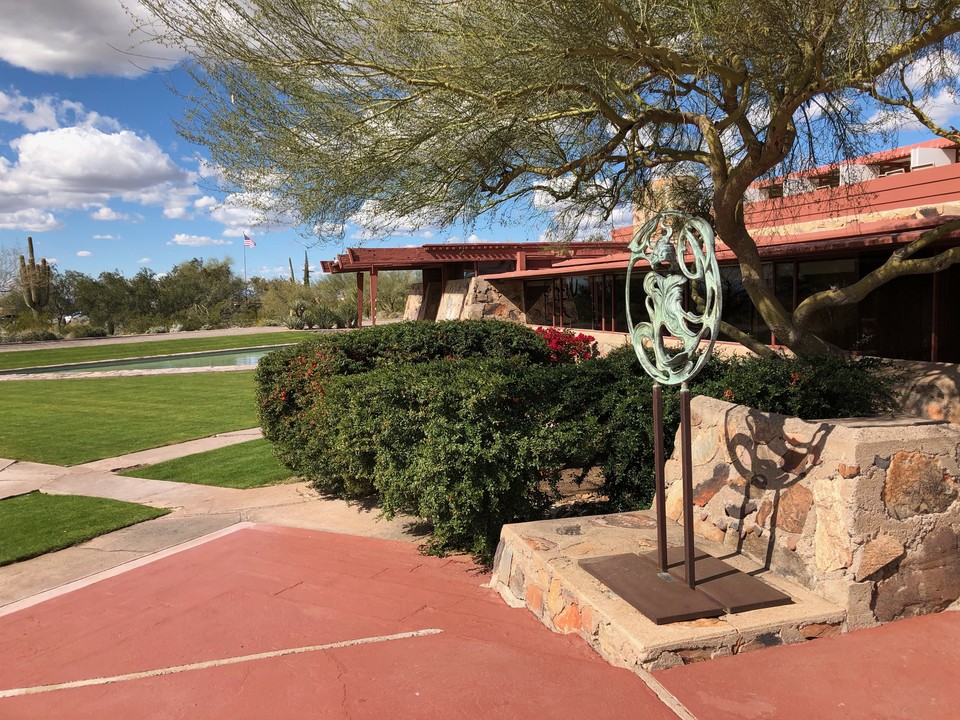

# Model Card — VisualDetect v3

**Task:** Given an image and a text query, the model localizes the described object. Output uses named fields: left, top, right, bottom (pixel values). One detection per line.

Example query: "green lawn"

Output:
left=0, top=491, right=170, bottom=566
left=120, top=439, right=296, bottom=489
left=0, top=330, right=310, bottom=371
left=0, top=373, right=259, bottom=465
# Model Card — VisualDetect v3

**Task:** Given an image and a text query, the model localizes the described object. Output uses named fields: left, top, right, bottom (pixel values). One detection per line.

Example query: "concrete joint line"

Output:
left=635, top=668, right=699, bottom=720
left=0, top=628, right=444, bottom=698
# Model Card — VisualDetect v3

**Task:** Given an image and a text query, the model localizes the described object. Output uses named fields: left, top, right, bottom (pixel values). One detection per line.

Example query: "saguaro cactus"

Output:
left=19, top=236, right=51, bottom=317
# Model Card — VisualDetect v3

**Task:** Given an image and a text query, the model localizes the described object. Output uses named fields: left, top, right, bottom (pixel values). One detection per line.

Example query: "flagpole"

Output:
left=243, top=239, right=248, bottom=285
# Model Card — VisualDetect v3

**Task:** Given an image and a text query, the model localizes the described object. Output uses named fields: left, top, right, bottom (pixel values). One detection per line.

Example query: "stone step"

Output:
left=490, top=509, right=845, bottom=672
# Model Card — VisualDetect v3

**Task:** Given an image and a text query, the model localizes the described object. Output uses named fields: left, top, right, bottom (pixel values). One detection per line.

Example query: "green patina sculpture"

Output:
left=625, top=211, right=722, bottom=385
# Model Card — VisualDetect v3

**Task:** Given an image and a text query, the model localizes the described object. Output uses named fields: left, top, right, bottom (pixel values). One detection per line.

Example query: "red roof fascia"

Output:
left=491, top=215, right=960, bottom=280
left=324, top=241, right=627, bottom=273
left=746, top=161, right=960, bottom=229
left=484, top=253, right=633, bottom=280
left=752, top=137, right=957, bottom=187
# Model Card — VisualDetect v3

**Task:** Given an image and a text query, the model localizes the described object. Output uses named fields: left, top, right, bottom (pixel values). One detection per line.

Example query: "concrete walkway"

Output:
left=0, top=429, right=418, bottom=608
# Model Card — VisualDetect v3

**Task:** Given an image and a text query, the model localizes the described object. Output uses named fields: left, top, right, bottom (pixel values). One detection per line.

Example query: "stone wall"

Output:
left=665, top=396, right=960, bottom=628
left=436, top=278, right=471, bottom=320
left=402, top=283, right=424, bottom=321
left=459, top=277, right=526, bottom=322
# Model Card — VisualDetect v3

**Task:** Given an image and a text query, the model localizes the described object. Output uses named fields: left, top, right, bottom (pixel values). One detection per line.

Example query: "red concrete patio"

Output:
left=0, top=524, right=675, bottom=720
left=1, top=523, right=958, bottom=719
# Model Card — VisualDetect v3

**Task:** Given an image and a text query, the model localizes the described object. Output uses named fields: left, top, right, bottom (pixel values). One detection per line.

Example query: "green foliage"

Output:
left=0, top=329, right=59, bottom=344
left=0, top=491, right=170, bottom=566
left=66, top=325, right=108, bottom=339
left=694, top=352, right=899, bottom=420
left=257, top=323, right=897, bottom=560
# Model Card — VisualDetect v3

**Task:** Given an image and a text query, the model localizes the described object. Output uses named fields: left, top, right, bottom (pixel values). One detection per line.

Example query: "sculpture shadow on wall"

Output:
left=715, top=406, right=833, bottom=574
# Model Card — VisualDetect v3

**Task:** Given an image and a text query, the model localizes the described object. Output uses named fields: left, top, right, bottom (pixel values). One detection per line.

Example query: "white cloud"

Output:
left=0, top=0, right=181, bottom=78
left=167, top=233, right=232, bottom=247
left=76, top=250, right=92, bottom=257
left=92, top=233, right=120, bottom=240
left=0, top=116, right=197, bottom=231
left=203, top=191, right=297, bottom=235
left=442, top=233, right=489, bottom=244
left=0, top=207, right=61, bottom=231
left=90, top=206, right=129, bottom=221
left=5, top=125, right=183, bottom=196
left=349, top=201, right=442, bottom=241
left=138, top=257, right=151, bottom=264
left=0, top=90, right=60, bottom=132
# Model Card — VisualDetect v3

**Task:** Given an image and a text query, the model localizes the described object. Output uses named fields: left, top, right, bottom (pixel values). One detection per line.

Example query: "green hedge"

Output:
left=257, top=322, right=897, bottom=559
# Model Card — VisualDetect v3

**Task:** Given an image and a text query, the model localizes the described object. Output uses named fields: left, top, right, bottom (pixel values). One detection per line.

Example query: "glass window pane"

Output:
left=562, top=276, right=595, bottom=330
left=796, top=259, right=859, bottom=350
left=523, top=280, right=554, bottom=325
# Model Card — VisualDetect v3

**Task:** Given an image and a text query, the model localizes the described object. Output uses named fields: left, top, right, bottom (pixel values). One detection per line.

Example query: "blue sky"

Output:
left=0, top=0, right=582, bottom=281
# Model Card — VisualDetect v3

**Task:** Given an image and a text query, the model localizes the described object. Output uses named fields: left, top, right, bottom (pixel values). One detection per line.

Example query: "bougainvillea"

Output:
left=534, top=326, right=598, bottom=363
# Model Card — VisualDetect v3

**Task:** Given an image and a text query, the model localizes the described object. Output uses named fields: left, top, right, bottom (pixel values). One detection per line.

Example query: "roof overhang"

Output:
left=487, top=215, right=960, bottom=280
left=322, top=241, right=628, bottom=274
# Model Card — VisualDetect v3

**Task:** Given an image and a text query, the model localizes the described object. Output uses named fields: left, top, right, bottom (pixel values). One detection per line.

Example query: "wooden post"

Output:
left=356, top=272, right=364, bottom=328
left=370, top=268, right=379, bottom=327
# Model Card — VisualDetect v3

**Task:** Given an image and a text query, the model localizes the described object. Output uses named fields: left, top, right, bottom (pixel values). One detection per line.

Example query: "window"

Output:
left=796, top=259, right=859, bottom=350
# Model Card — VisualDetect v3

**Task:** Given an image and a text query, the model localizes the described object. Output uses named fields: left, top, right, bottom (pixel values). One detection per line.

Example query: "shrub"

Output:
left=308, top=360, right=567, bottom=557
left=68, top=325, right=108, bottom=339
left=0, top=329, right=60, bottom=344
left=258, top=321, right=897, bottom=560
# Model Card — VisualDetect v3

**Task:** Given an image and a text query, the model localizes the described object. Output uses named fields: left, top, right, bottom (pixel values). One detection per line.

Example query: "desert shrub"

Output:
left=257, top=322, right=562, bottom=557
left=68, top=325, right=108, bottom=339
left=695, top=352, right=898, bottom=419
left=0, top=329, right=60, bottom=344
left=258, top=322, right=897, bottom=559
left=256, top=320, right=554, bottom=484
left=310, top=360, right=568, bottom=557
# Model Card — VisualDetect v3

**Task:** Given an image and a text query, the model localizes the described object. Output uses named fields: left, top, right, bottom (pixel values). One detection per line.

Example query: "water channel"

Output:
left=1, top=345, right=289, bottom=375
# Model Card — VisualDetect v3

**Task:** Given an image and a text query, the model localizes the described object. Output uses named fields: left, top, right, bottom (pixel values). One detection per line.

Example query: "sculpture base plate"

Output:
left=647, top=546, right=793, bottom=614
left=579, top=553, right=723, bottom=625
left=580, top=546, right=792, bottom=625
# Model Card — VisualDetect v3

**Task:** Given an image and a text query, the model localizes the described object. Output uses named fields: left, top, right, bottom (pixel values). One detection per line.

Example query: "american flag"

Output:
left=243, top=234, right=256, bottom=248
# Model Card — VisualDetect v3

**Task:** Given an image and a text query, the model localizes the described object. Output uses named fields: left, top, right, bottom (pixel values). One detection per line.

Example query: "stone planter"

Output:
left=664, top=397, right=960, bottom=628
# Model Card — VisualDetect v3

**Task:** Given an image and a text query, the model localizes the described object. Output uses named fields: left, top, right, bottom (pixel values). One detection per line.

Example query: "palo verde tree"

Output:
left=131, top=0, right=960, bottom=356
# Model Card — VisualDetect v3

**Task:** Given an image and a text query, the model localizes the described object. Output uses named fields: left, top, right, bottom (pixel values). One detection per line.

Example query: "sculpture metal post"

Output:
left=625, top=211, right=722, bottom=589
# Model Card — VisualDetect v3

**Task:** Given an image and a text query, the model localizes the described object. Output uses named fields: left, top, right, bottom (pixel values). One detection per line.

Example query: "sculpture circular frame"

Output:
left=625, top=210, right=722, bottom=386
